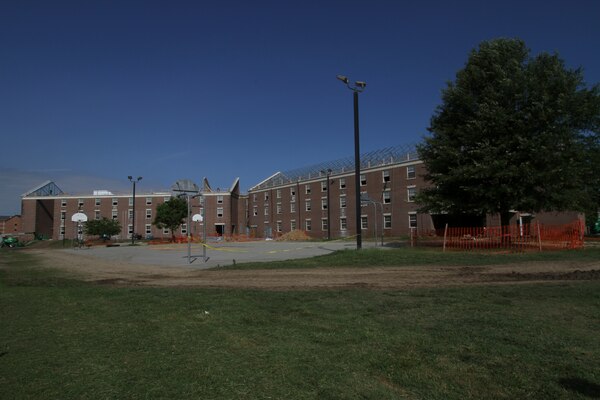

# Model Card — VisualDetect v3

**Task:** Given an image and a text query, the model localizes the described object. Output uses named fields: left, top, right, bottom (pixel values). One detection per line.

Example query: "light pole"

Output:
left=337, top=75, right=366, bottom=250
left=128, top=176, right=142, bottom=245
left=321, top=169, right=332, bottom=240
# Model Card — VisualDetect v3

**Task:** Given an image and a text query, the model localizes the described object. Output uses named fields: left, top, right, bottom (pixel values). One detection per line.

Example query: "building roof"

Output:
left=22, top=181, right=64, bottom=197
left=250, top=143, right=419, bottom=190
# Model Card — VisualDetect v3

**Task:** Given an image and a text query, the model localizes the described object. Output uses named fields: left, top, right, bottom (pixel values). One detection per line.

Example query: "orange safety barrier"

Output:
left=428, top=220, right=584, bottom=252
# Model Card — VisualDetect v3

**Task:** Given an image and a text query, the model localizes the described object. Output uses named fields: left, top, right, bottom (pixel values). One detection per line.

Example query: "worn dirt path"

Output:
left=28, top=249, right=600, bottom=290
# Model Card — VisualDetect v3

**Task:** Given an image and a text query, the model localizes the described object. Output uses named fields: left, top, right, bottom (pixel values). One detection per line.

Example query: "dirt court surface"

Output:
left=29, top=248, right=600, bottom=290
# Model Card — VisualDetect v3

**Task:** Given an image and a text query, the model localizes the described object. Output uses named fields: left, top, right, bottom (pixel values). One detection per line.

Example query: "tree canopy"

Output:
left=153, top=197, right=187, bottom=240
left=85, top=217, right=121, bottom=239
left=417, top=38, right=600, bottom=226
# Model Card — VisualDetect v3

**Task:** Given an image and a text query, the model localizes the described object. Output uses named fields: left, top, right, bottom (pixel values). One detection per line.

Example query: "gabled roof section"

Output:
left=250, top=144, right=419, bottom=190
left=229, top=178, right=240, bottom=195
left=202, top=178, right=213, bottom=193
left=22, top=181, right=64, bottom=197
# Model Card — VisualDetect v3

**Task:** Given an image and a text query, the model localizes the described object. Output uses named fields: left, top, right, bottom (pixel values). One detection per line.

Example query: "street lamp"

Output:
left=128, top=176, right=142, bottom=245
left=321, top=168, right=332, bottom=240
left=337, top=75, right=366, bottom=250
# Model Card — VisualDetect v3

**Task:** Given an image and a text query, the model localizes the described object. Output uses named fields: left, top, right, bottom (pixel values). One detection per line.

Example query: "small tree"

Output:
left=153, top=197, right=187, bottom=241
left=85, top=217, right=121, bottom=240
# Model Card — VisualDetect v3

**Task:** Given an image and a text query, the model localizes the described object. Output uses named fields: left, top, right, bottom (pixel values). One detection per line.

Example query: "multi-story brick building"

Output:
left=246, top=144, right=434, bottom=239
left=0, top=215, right=21, bottom=236
left=20, top=178, right=244, bottom=241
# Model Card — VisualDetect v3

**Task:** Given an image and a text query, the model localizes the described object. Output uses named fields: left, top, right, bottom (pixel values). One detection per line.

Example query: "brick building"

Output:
left=0, top=215, right=22, bottom=236
left=246, top=144, right=434, bottom=239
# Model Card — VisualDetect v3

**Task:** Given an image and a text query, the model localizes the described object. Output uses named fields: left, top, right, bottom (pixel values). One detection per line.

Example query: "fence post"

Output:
left=443, top=223, right=448, bottom=252
left=537, top=222, right=542, bottom=252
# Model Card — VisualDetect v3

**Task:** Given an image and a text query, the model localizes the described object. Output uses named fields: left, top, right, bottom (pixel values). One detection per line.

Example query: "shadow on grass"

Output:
left=559, top=377, right=600, bottom=398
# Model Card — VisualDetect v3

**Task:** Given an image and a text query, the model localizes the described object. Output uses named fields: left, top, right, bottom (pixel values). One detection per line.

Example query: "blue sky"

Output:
left=1, top=0, right=599, bottom=215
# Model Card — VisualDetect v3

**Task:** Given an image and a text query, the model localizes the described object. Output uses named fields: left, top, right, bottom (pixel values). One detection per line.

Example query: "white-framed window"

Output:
left=290, top=187, right=296, bottom=202
left=128, top=209, right=134, bottom=219
left=339, top=178, right=346, bottom=189
left=321, top=218, right=328, bottom=231
left=321, top=181, right=327, bottom=192
left=305, top=219, right=312, bottom=231
left=360, top=174, right=367, bottom=186
left=95, top=198, right=101, bottom=206
left=340, top=196, right=347, bottom=208
left=321, top=199, right=327, bottom=210
left=276, top=189, right=282, bottom=199
left=146, top=209, right=152, bottom=219
left=181, top=224, right=187, bottom=234
left=290, top=220, right=296, bottom=231
left=113, top=198, right=119, bottom=206
left=199, top=196, right=205, bottom=206
left=383, top=191, right=391, bottom=204
left=59, top=226, right=65, bottom=236
left=361, top=216, right=368, bottom=230
left=112, top=210, right=118, bottom=220
left=264, top=193, right=269, bottom=201
left=217, top=207, right=224, bottom=218
left=60, top=211, right=66, bottom=220
left=61, top=199, right=67, bottom=207
left=128, top=197, right=133, bottom=206
left=276, top=221, right=282, bottom=232
left=290, top=203, right=296, bottom=213
left=145, top=224, right=152, bottom=235
left=409, top=212, right=418, bottom=228
left=382, top=170, right=390, bottom=183
left=340, top=217, right=347, bottom=230
left=163, top=228, right=170, bottom=235
left=305, top=200, right=311, bottom=212
left=164, top=196, right=170, bottom=202
left=146, top=197, right=152, bottom=205
left=305, top=185, right=311, bottom=195
left=95, top=210, right=100, bottom=220
left=217, top=195, right=224, bottom=204
left=276, top=203, right=282, bottom=214
left=78, top=198, right=84, bottom=207
left=407, top=186, right=416, bottom=202
left=264, top=207, right=269, bottom=216
left=407, top=165, right=416, bottom=179
left=384, top=214, right=392, bottom=229
left=253, top=194, right=257, bottom=202
left=253, top=206, right=258, bottom=216
left=128, top=224, right=133, bottom=235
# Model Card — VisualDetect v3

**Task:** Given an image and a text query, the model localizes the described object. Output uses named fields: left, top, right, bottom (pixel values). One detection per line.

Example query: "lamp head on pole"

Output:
left=336, top=75, right=349, bottom=84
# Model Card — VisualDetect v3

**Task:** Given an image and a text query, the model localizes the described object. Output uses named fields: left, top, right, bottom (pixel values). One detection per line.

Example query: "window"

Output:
left=128, top=197, right=133, bottom=206
left=361, top=216, right=368, bottom=230
left=145, top=224, right=152, bottom=235
left=407, top=186, right=416, bottom=202
left=321, top=181, right=327, bottom=192
left=360, top=174, right=367, bottom=186
left=340, top=217, right=347, bottom=230
left=60, top=211, right=66, bottom=220
left=290, top=220, right=296, bottom=231
left=276, top=203, right=282, bottom=214
left=199, top=196, right=205, bottom=206
left=128, top=224, right=133, bottom=235
left=164, top=196, right=170, bottom=202
left=407, top=165, right=416, bottom=179
left=78, top=198, right=84, bottom=207
left=93, top=210, right=99, bottom=220
left=339, top=178, right=346, bottom=189
left=264, top=193, right=269, bottom=201
left=217, top=195, right=224, bottom=204
left=321, top=199, right=327, bottom=210
left=382, top=170, right=390, bottom=183
left=305, top=219, right=312, bottom=231
left=383, top=191, right=391, bottom=204
left=217, top=207, right=224, bottom=218
left=409, top=213, right=418, bottom=228
left=276, top=189, right=282, bottom=199
left=264, top=207, right=269, bottom=216
left=113, top=198, right=119, bottom=206
left=181, top=224, right=187, bottom=235
left=340, top=196, right=347, bottom=208
left=95, top=198, right=101, bottom=206
left=290, top=203, right=296, bottom=213
left=59, top=226, right=65, bottom=236
left=290, top=188, right=296, bottom=202
left=163, top=228, right=170, bottom=235
left=61, top=199, right=67, bottom=207
left=321, top=218, right=328, bottom=231
left=305, top=200, right=311, bottom=212
left=146, top=209, right=152, bottom=219
left=276, top=221, right=282, bottom=232
left=253, top=206, right=258, bottom=216
left=384, top=214, right=392, bottom=229
left=128, top=209, right=134, bottom=219
left=305, top=185, right=311, bottom=195
left=253, top=194, right=257, bottom=202
left=146, top=197, right=152, bottom=205
left=112, top=210, right=118, bottom=220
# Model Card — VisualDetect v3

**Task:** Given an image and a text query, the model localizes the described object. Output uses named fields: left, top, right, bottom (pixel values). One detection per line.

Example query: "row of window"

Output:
left=61, top=196, right=171, bottom=208
left=273, top=213, right=418, bottom=232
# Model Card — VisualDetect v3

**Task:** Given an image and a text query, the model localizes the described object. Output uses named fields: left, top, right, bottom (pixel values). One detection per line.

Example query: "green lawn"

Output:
left=1, top=250, right=599, bottom=399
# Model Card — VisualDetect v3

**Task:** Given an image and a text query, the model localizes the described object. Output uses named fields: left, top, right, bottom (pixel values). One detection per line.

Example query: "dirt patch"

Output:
left=25, top=249, right=600, bottom=290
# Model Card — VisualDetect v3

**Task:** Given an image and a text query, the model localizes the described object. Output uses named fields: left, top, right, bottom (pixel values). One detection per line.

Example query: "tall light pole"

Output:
left=337, top=75, right=366, bottom=250
left=128, top=176, right=142, bottom=245
left=321, top=168, right=332, bottom=240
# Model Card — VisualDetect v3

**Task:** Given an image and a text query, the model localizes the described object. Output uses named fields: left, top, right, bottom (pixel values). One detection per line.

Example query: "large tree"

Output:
left=153, top=197, right=187, bottom=241
left=417, top=38, right=600, bottom=227
left=85, top=217, right=121, bottom=240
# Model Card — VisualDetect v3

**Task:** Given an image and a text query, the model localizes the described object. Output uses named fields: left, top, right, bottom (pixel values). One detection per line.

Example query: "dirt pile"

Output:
left=276, top=230, right=312, bottom=241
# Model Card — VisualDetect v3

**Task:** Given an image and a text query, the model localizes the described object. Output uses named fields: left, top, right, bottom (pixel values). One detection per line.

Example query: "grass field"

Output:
left=1, top=250, right=599, bottom=399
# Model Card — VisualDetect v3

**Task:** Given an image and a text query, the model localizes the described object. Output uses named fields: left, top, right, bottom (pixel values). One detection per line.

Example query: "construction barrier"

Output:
left=423, top=221, right=585, bottom=252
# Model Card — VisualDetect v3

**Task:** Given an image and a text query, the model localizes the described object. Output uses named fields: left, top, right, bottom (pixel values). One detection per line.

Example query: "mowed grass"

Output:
left=1, top=250, right=599, bottom=399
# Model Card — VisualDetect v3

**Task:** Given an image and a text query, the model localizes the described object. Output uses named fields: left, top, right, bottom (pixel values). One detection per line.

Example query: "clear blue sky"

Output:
left=1, top=0, right=599, bottom=215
